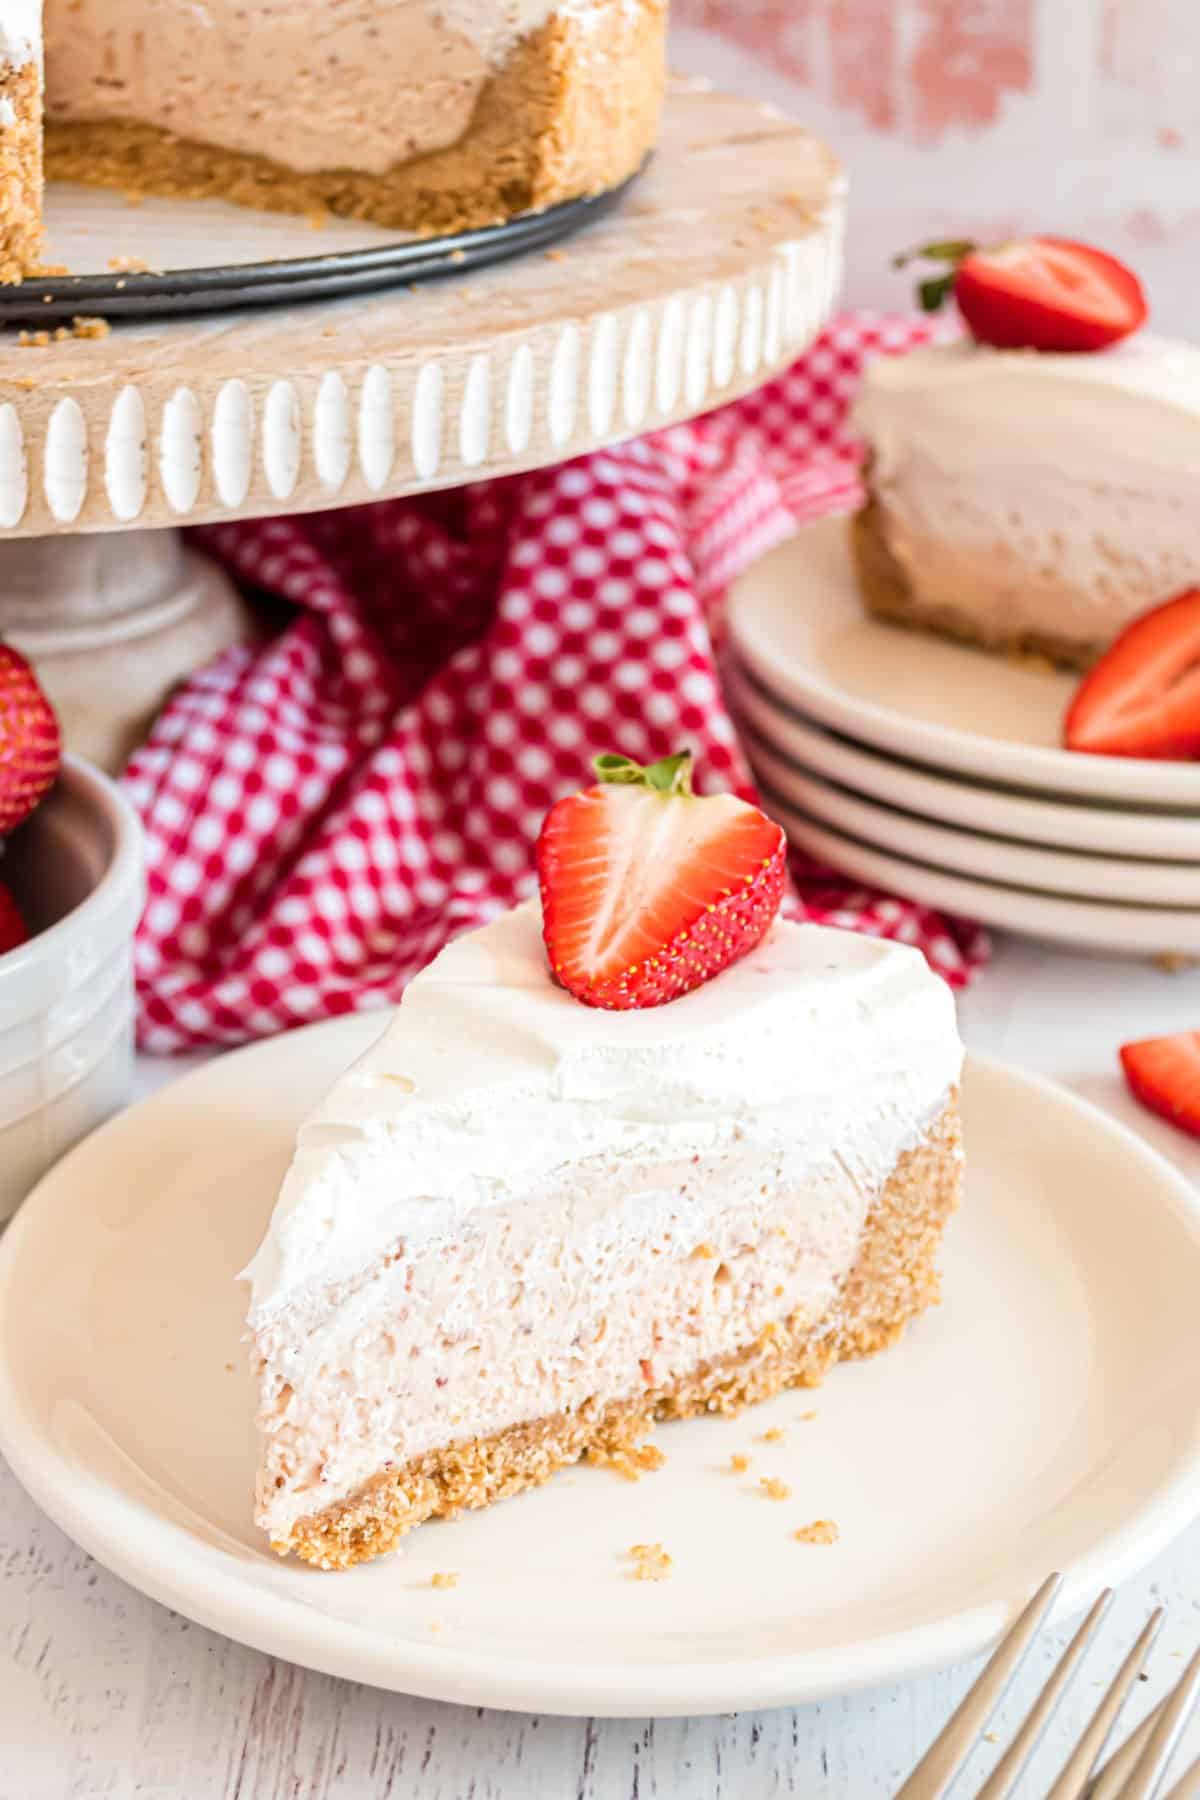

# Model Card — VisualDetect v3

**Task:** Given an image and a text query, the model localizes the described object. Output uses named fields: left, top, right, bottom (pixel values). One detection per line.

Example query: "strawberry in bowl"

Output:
left=536, top=750, right=787, bottom=1009
left=0, top=642, right=61, bottom=838
left=895, top=235, right=1147, bottom=353
left=0, top=641, right=62, bottom=959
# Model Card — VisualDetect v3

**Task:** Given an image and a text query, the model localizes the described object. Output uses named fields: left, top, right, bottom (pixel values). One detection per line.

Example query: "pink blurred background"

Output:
left=671, top=0, right=1197, bottom=332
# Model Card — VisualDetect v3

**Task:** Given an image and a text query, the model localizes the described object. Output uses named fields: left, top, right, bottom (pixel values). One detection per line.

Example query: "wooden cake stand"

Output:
left=0, top=79, right=844, bottom=765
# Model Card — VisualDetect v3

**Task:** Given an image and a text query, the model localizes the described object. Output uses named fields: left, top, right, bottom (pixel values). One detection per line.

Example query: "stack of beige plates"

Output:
left=724, top=520, right=1200, bottom=957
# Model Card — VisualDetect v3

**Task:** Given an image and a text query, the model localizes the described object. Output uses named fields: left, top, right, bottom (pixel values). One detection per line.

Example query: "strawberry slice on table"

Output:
left=0, top=643, right=60, bottom=835
left=537, top=750, right=787, bottom=1010
left=1063, top=589, right=1200, bottom=761
left=894, top=235, right=1147, bottom=353
left=0, top=877, right=26, bottom=957
left=1120, top=1033, right=1200, bottom=1140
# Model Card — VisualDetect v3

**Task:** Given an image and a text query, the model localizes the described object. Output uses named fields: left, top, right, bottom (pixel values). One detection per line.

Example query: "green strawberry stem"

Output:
left=891, top=238, right=978, bottom=270
left=593, top=750, right=694, bottom=797
left=892, top=238, right=981, bottom=314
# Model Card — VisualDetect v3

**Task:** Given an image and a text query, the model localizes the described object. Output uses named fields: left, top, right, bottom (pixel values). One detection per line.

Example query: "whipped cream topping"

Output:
left=244, top=903, right=962, bottom=1321
left=432, top=0, right=603, bottom=62
left=857, top=333, right=1200, bottom=423
left=853, top=334, right=1200, bottom=644
left=0, top=0, right=41, bottom=68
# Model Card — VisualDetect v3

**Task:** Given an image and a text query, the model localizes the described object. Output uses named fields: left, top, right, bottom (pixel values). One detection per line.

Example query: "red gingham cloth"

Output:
left=123, top=311, right=990, bottom=1053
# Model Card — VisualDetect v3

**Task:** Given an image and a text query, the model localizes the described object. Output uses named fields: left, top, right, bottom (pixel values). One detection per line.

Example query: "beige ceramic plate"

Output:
left=726, top=520, right=1200, bottom=810
left=725, top=661, right=1200, bottom=863
left=0, top=1019, right=1198, bottom=1716
left=745, top=744, right=1200, bottom=908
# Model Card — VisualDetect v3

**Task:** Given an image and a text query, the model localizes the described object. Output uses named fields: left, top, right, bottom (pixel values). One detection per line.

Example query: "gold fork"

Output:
left=896, top=1574, right=1200, bottom=1799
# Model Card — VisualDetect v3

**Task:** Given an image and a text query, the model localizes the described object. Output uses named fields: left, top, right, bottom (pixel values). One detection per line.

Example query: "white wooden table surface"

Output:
left=3, top=934, right=1199, bottom=1799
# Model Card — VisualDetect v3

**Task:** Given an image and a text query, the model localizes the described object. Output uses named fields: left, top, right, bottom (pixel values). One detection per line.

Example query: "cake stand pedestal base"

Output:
left=0, top=531, right=259, bottom=772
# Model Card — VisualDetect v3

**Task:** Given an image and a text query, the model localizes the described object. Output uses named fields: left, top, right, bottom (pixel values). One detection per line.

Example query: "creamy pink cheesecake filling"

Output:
left=44, top=0, right=568, bottom=176
left=251, top=1138, right=913, bottom=1539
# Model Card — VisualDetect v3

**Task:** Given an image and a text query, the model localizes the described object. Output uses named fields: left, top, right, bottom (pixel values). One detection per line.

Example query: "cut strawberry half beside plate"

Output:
left=895, top=234, right=1147, bottom=353
left=1064, top=589, right=1200, bottom=761
left=1120, top=1033, right=1200, bottom=1140
left=536, top=750, right=787, bottom=1010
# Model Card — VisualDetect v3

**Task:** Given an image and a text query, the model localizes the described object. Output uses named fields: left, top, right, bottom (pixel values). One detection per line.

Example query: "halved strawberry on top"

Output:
left=895, top=235, right=1147, bottom=354
left=536, top=750, right=787, bottom=1010
left=1120, top=1033, right=1200, bottom=1140
left=1064, top=588, right=1200, bottom=761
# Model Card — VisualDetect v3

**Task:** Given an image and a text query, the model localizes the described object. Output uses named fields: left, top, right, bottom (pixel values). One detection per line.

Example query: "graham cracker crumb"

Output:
left=628, top=1542, right=672, bottom=1582
left=760, top=1428, right=785, bottom=1444
left=692, top=1242, right=717, bottom=1260
left=308, top=210, right=329, bottom=231
left=224, top=1361, right=235, bottom=1373
left=1154, top=953, right=1197, bottom=974
left=798, top=1411, right=817, bottom=1423
left=431, top=1571, right=459, bottom=1590
left=729, top=1453, right=750, bottom=1473
left=589, top=1439, right=665, bottom=1482
left=544, top=248, right=568, bottom=262
left=448, top=248, right=466, bottom=264
left=761, top=1476, right=791, bottom=1502
left=122, top=191, right=144, bottom=207
left=108, top=254, right=150, bottom=273
left=20, top=316, right=110, bottom=346
left=982, top=1731, right=999, bottom=1745
left=793, top=1519, right=838, bottom=1545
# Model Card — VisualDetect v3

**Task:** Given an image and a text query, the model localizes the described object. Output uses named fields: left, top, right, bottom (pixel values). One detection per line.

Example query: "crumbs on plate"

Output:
left=628, top=1542, right=672, bottom=1582
left=793, top=1520, right=838, bottom=1546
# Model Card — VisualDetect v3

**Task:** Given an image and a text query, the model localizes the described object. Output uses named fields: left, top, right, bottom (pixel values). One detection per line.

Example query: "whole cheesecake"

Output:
left=0, top=0, right=667, bottom=280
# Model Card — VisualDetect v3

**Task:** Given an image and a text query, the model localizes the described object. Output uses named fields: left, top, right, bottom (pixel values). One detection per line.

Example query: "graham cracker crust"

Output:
left=279, top=1096, right=963, bottom=1570
left=46, top=2, right=666, bottom=238
left=0, top=62, right=43, bottom=282
left=850, top=500, right=1103, bottom=673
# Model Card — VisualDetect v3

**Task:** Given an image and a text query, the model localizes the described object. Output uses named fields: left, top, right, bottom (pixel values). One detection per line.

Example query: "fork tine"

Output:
left=894, top=1573, right=1062, bottom=1800
left=1086, top=1694, right=1172, bottom=1800
left=974, top=1589, right=1114, bottom=1800
left=1044, top=1607, right=1165, bottom=1799
left=1115, top=1647, right=1200, bottom=1800
left=1163, top=1754, right=1200, bottom=1799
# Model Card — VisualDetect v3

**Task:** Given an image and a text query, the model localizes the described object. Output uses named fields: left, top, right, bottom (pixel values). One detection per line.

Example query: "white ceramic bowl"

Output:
left=0, top=756, right=144, bottom=1222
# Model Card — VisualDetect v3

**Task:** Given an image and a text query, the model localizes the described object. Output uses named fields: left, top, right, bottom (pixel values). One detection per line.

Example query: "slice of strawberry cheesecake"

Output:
left=244, top=754, right=964, bottom=1569
left=852, top=236, right=1200, bottom=671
